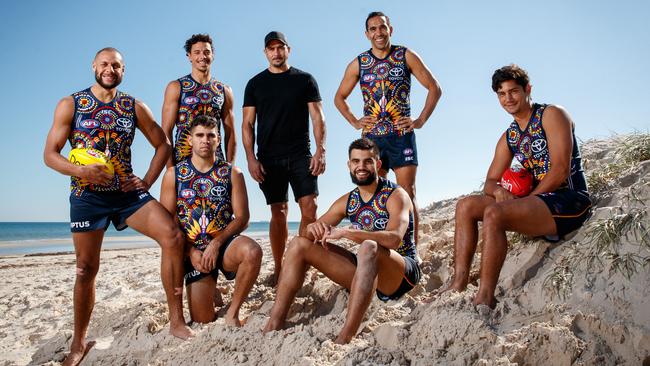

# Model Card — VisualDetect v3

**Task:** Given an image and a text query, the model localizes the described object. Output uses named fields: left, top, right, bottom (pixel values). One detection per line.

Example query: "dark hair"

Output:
left=190, top=115, right=218, bottom=131
left=184, top=34, right=213, bottom=54
left=95, top=47, right=122, bottom=60
left=491, top=64, right=530, bottom=92
left=365, top=11, right=390, bottom=30
left=348, top=138, right=380, bottom=157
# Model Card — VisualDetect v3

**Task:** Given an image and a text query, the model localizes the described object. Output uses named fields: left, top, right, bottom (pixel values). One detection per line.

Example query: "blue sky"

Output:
left=1, top=0, right=648, bottom=222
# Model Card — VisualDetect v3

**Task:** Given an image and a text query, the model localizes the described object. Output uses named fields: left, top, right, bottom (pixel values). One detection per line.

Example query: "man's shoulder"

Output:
left=288, top=67, right=316, bottom=79
left=248, top=69, right=270, bottom=83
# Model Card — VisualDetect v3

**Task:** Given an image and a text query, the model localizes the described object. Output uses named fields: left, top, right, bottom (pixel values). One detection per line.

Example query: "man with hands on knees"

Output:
left=264, top=138, right=421, bottom=344
left=161, top=115, right=262, bottom=326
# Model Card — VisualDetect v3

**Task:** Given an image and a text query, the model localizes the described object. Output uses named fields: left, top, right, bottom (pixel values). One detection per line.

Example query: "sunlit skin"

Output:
left=496, top=80, right=533, bottom=126
left=264, top=40, right=290, bottom=72
left=187, top=42, right=213, bottom=79
left=92, top=50, right=124, bottom=90
left=365, top=15, right=393, bottom=55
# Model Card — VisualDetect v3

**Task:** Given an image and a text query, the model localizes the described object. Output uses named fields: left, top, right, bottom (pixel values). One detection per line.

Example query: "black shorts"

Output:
left=184, top=235, right=238, bottom=286
left=351, top=253, right=421, bottom=302
left=367, top=132, right=418, bottom=170
left=259, top=153, right=318, bottom=204
left=69, top=190, right=154, bottom=232
left=537, top=189, right=592, bottom=240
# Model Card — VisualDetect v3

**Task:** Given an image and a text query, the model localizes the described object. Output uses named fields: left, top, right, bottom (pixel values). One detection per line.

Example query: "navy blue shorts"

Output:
left=184, top=235, right=238, bottom=286
left=259, top=153, right=318, bottom=205
left=351, top=253, right=421, bottom=302
left=69, top=190, right=154, bottom=232
left=537, top=189, right=592, bottom=240
left=366, top=132, right=418, bottom=170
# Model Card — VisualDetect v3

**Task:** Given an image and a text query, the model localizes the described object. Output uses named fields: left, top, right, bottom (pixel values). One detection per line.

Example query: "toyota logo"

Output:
left=374, top=218, right=389, bottom=230
left=116, top=118, right=133, bottom=128
left=211, top=185, right=226, bottom=197
left=388, top=68, right=404, bottom=77
left=531, top=139, right=547, bottom=153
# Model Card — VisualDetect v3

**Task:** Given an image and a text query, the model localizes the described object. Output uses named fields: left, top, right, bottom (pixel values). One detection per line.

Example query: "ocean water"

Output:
left=0, top=222, right=299, bottom=256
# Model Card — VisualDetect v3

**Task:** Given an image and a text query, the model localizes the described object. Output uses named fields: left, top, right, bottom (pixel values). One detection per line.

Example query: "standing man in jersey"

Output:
left=160, top=115, right=262, bottom=327
left=334, top=11, right=442, bottom=246
left=264, top=138, right=420, bottom=344
left=44, top=47, right=192, bottom=366
left=242, top=31, right=326, bottom=283
left=445, top=64, right=591, bottom=308
left=162, top=33, right=236, bottom=166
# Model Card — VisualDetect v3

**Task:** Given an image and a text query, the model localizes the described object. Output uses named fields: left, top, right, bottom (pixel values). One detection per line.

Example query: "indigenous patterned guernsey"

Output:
left=505, top=103, right=588, bottom=192
left=346, top=177, right=416, bottom=259
left=175, top=159, right=233, bottom=250
left=174, top=75, right=227, bottom=163
left=358, top=45, right=411, bottom=137
left=69, top=88, right=137, bottom=196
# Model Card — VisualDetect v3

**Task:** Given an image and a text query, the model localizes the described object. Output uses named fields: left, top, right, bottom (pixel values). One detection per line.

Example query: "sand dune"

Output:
left=1, top=134, right=648, bottom=365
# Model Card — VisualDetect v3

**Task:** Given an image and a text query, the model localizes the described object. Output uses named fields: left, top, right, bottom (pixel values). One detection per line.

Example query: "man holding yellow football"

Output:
left=44, top=47, right=192, bottom=366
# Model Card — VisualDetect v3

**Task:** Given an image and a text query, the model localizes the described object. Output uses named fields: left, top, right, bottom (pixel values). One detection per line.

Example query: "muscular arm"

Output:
left=308, top=101, right=326, bottom=175
left=334, top=59, right=375, bottom=130
left=161, top=80, right=180, bottom=167
left=159, top=167, right=177, bottom=215
left=483, top=133, right=516, bottom=201
left=242, top=106, right=265, bottom=182
left=126, top=100, right=171, bottom=190
left=303, top=194, right=349, bottom=242
left=43, top=97, right=112, bottom=184
left=222, top=86, right=237, bottom=162
left=529, top=105, right=573, bottom=195
left=399, top=49, right=442, bottom=132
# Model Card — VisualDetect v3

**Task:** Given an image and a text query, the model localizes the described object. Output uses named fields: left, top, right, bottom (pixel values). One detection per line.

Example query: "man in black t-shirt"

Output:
left=242, top=31, right=327, bottom=283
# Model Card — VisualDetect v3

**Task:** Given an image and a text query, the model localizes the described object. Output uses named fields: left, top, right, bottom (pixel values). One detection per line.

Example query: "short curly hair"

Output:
left=184, top=34, right=213, bottom=54
left=491, top=64, right=530, bottom=92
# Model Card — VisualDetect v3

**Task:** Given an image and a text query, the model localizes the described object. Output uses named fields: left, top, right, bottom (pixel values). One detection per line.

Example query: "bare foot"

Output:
left=333, top=334, right=352, bottom=345
left=169, top=323, right=194, bottom=340
left=62, top=340, right=96, bottom=366
left=421, top=283, right=465, bottom=303
left=224, top=314, right=242, bottom=327
left=262, top=318, right=283, bottom=334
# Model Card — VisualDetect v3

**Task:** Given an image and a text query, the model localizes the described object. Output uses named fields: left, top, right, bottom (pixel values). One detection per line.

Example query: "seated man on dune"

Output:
left=264, top=138, right=421, bottom=344
left=445, top=64, right=592, bottom=308
left=161, top=115, right=262, bottom=326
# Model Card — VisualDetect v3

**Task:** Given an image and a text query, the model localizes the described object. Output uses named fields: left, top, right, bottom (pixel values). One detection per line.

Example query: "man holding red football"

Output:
left=443, top=64, right=591, bottom=308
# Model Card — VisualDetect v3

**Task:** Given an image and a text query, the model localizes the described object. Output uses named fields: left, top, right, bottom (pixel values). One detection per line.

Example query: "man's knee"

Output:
left=271, top=203, right=289, bottom=219
left=357, top=240, right=379, bottom=262
left=483, top=204, right=505, bottom=227
left=75, top=262, right=99, bottom=282
left=299, top=198, right=317, bottom=222
left=285, top=237, right=313, bottom=259
left=158, top=226, right=185, bottom=251
left=243, top=242, right=263, bottom=266
left=456, top=196, right=484, bottom=219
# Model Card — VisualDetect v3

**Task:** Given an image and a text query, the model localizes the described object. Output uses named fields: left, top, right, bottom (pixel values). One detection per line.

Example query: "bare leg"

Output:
left=446, top=195, right=495, bottom=293
left=186, top=276, right=217, bottom=323
left=264, top=237, right=357, bottom=333
left=336, top=240, right=404, bottom=344
left=63, top=230, right=103, bottom=366
left=394, top=165, right=418, bottom=246
left=296, top=194, right=317, bottom=237
left=221, top=236, right=263, bottom=327
left=126, top=201, right=192, bottom=339
left=269, top=202, right=289, bottom=284
left=474, top=196, right=556, bottom=307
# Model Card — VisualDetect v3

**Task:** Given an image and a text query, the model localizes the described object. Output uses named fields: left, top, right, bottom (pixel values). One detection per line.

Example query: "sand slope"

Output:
left=1, top=134, right=649, bottom=365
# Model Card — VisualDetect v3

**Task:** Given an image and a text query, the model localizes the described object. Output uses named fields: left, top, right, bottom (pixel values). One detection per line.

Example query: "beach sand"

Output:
left=1, top=135, right=649, bottom=365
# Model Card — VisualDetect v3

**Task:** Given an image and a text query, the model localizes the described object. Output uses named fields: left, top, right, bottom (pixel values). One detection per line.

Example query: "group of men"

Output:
left=44, top=11, right=591, bottom=365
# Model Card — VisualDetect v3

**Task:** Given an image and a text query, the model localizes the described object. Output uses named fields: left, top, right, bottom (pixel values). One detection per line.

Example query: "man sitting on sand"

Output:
left=445, top=64, right=591, bottom=308
left=264, top=138, right=421, bottom=344
left=161, top=115, right=262, bottom=326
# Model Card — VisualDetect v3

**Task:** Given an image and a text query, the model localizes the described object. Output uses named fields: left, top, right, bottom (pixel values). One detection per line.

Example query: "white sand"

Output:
left=1, top=135, right=649, bottom=365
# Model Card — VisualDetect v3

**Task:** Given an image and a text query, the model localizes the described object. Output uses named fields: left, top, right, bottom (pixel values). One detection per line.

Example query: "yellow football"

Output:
left=68, top=148, right=115, bottom=175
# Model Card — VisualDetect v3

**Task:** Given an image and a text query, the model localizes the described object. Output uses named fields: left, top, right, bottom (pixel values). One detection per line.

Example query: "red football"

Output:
left=500, top=166, right=533, bottom=197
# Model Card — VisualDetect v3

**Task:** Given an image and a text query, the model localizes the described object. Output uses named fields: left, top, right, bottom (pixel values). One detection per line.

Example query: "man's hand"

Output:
left=395, top=117, right=424, bottom=133
left=120, top=174, right=151, bottom=192
left=189, top=247, right=209, bottom=273
left=321, top=227, right=345, bottom=244
left=201, top=239, right=221, bottom=271
left=307, top=221, right=332, bottom=249
left=309, top=148, right=326, bottom=176
left=354, top=116, right=377, bottom=131
left=494, top=185, right=517, bottom=203
left=247, top=157, right=266, bottom=183
left=80, top=164, right=113, bottom=186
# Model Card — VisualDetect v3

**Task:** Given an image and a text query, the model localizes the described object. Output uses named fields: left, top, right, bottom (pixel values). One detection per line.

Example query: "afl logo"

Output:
left=184, top=96, right=200, bottom=105
left=211, top=185, right=226, bottom=197
left=389, top=68, right=404, bottom=77
left=81, top=119, right=99, bottom=129
left=362, top=74, right=376, bottom=82
left=180, top=189, right=195, bottom=199
left=403, top=148, right=413, bottom=156
left=374, top=218, right=389, bottom=230
left=352, top=222, right=363, bottom=230
left=531, top=139, right=547, bottom=153
left=116, top=118, right=133, bottom=128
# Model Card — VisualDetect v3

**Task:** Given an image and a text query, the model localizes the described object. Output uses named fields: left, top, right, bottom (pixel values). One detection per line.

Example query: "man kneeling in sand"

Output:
left=445, top=64, right=591, bottom=308
left=161, top=115, right=262, bottom=325
left=264, top=138, right=421, bottom=344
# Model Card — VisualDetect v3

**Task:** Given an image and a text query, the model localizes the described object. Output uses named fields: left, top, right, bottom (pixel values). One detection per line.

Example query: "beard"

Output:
left=350, top=170, right=376, bottom=186
left=95, top=71, right=122, bottom=89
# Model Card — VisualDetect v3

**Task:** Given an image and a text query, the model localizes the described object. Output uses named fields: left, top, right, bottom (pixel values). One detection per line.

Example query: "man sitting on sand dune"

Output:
left=161, top=115, right=262, bottom=326
left=264, top=138, right=421, bottom=344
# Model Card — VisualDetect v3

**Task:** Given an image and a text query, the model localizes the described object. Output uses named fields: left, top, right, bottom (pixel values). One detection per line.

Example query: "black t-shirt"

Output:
left=243, top=67, right=321, bottom=159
